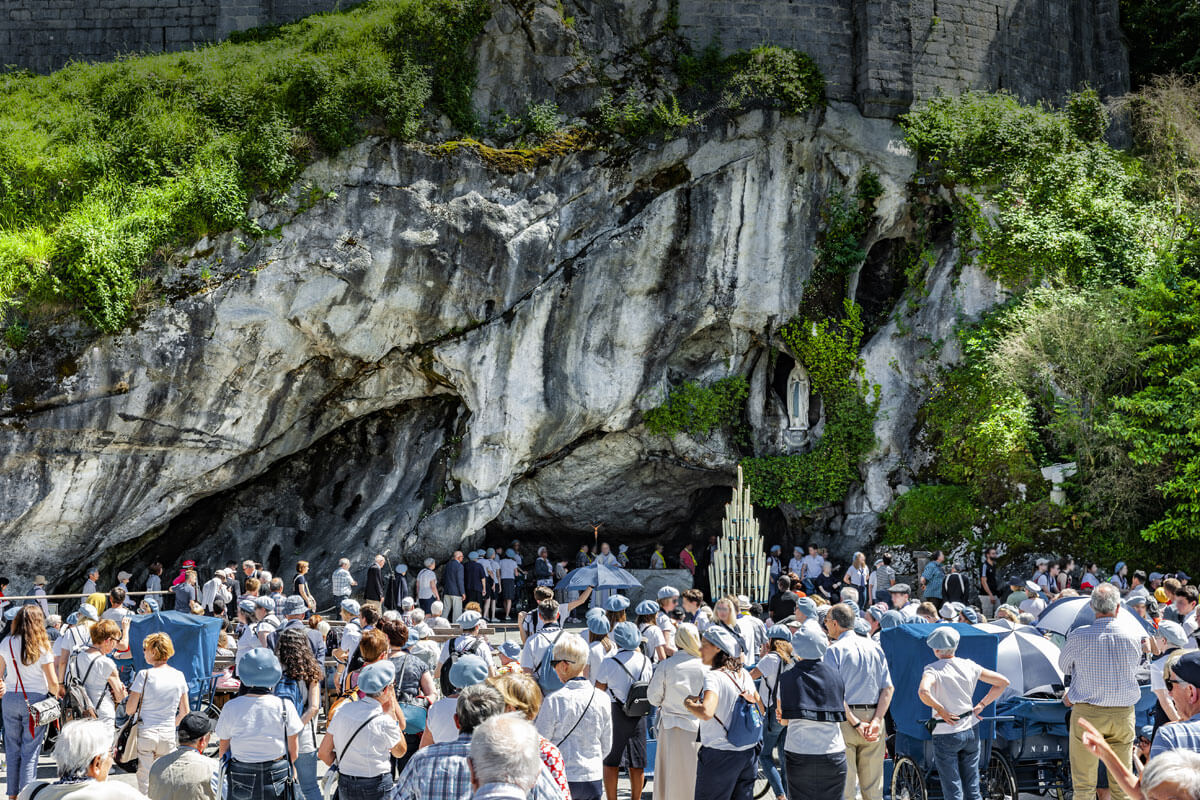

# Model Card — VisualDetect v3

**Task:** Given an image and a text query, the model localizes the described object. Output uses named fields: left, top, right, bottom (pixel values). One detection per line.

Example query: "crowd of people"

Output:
left=1, top=542, right=1199, bottom=800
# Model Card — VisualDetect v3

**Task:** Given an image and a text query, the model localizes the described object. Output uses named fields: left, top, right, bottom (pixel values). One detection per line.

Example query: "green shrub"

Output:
left=524, top=101, right=561, bottom=140
left=881, top=484, right=980, bottom=551
left=720, top=46, right=825, bottom=115
left=644, top=376, right=749, bottom=438
left=0, top=0, right=490, bottom=333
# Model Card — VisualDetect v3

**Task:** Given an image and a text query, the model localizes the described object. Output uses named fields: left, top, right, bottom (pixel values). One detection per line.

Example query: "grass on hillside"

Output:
left=0, top=0, right=490, bottom=335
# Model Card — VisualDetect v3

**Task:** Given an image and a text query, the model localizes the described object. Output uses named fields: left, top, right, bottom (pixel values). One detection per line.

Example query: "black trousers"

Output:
left=784, top=751, right=848, bottom=800
left=695, top=745, right=759, bottom=800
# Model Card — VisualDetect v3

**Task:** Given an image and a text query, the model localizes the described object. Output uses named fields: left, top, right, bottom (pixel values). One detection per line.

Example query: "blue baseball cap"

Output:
left=604, top=595, right=630, bottom=613
left=358, top=660, right=396, bottom=695
left=239, top=648, right=282, bottom=688
left=635, top=600, right=659, bottom=616
left=449, top=654, right=489, bottom=690
left=612, top=621, right=641, bottom=651
left=791, top=626, right=828, bottom=660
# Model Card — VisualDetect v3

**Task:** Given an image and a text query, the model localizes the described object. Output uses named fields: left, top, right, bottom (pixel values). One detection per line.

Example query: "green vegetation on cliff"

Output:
left=0, top=0, right=490, bottom=334
left=887, top=80, right=1200, bottom=565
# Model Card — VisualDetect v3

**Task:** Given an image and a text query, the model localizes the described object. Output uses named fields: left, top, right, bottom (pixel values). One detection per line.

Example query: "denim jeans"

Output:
left=227, top=756, right=292, bottom=800
left=294, top=752, right=322, bottom=800
left=338, top=773, right=393, bottom=800
left=3, top=691, right=48, bottom=797
left=933, top=728, right=982, bottom=800
left=759, top=722, right=786, bottom=797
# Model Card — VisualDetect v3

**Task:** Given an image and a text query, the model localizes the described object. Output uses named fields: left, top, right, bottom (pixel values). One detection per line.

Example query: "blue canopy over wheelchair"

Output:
left=128, top=610, right=222, bottom=696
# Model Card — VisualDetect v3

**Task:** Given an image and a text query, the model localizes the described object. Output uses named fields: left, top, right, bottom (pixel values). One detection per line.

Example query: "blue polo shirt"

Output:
left=922, top=562, right=946, bottom=600
left=1150, top=711, right=1200, bottom=759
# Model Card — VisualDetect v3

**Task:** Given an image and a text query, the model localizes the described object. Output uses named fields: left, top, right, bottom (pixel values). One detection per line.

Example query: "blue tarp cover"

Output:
left=128, top=611, right=222, bottom=695
left=880, top=623, right=999, bottom=742
left=995, top=697, right=1070, bottom=740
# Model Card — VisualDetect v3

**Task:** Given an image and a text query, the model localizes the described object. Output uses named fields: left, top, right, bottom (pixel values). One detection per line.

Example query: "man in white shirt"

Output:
left=788, top=547, right=805, bottom=579
left=801, top=546, right=825, bottom=590
left=519, top=601, right=566, bottom=672
left=734, top=596, right=767, bottom=658
left=498, top=552, right=521, bottom=621
left=201, top=569, right=232, bottom=613
left=416, top=558, right=440, bottom=615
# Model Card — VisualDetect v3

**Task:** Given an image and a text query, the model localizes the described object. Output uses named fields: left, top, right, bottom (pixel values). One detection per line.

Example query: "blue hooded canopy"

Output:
left=128, top=611, right=222, bottom=696
left=880, top=623, right=999, bottom=743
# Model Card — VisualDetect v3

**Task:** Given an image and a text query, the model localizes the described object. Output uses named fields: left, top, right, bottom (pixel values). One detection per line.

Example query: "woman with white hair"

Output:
left=16, top=719, right=148, bottom=799
left=416, top=559, right=439, bottom=616
left=646, top=622, right=706, bottom=800
left=535, top=633, right=612, bottom=800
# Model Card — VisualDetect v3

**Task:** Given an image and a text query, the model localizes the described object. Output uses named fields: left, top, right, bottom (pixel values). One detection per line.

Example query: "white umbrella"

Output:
left=974, top=620, right=1016, bottom=635
left=994, top=628, right=1065, bottom=697
left=1035, top=596, right=1153, bottom=639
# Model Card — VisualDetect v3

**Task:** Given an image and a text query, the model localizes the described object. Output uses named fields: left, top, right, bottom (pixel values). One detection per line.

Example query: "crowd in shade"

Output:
left=1, top=541, right=1199, bottom=800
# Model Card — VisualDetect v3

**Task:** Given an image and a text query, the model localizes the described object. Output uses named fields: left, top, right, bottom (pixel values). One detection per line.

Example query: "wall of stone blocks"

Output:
left=677, top=0, right=1129, bottom=118
left=0, top=0, right=344, bottom=74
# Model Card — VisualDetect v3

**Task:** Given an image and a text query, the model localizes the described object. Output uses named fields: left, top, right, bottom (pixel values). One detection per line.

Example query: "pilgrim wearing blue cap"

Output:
left=775, top=623, right=846, bottom=800
left=919, top=626, right=1010, bottom=800
left=604, top=595, right=631, bottom=613
left=214, top=646, right=306, bottom=798
left=434, top=612, right=493, bottom=698
left=320, top=662, right=406, bottom=792
left=683, top=623, right=765, bottom=800
left=632, top=600, right=669, bottom=663
left=595, top=622, right=654, bottom=793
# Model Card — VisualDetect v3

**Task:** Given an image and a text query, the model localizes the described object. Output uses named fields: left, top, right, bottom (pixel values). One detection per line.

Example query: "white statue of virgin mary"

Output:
left=787, top=363, right=811, bottom=430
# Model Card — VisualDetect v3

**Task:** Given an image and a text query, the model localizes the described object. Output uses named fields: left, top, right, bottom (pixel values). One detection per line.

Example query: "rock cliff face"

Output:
left=0, top=0, right=1036, bottom=593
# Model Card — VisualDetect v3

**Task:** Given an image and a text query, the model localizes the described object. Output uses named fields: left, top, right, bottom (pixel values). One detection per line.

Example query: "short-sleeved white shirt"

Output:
left=519, top=627, right=567, bottom=671
left=327, top=697, right=402, bottom=777
left=2, top=636, right=54, bottom=695
left=923, top=657, right=984, bottom=735
left=595, top=651, right=651, bottom=704
left=53, top=626, right=91, bottom=660
left=215, top=694, right=302, bottom=762
left=426, top=696, right=459, bottom=744
left=588, top=640, right=614, bottom=682
left=131, top=665, right=189, bottom=738
left=640, top=624, right=666, bottom=661
left=698, top=668, right=758, bottom=751
left=416, top=569, right=438, bottom=600
left=499, top=559, right=518, bottom=579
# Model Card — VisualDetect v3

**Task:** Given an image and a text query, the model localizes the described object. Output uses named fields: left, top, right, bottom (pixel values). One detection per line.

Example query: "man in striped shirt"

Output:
left=1060, top=583, right=1144, bottom=800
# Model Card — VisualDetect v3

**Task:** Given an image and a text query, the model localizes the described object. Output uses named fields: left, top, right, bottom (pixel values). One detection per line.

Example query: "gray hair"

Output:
left=1018, top=612, right=1036, bottom=625
left=456, top=684, right=505, bottom=734
left=469, top=714, right=542, bottom=791
left=430, top=601, right=444, bottom=616
left=270, top=578, right=284, bottom=592
left=424, top=558, right=436, bottom=568
left=552, top=633, right=590, bottom=676
left=55, top=720, right=113, bottom=778
left=829, top=603, right=855, bottom=630
left=338, top=558, right=350, bottom=568
left=410, top=608, right=425, bottom=624
left=1142, top=750, right=1200, bottom=799
left=401, top=597, right=415, bottom=610
left=1091, top=583, right=1121, bottom=615
left=840, top=587, right=859, bottom=603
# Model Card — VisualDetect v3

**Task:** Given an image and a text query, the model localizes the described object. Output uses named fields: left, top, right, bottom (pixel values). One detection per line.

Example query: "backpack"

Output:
left=612, top=653, right=652, bottom=717
left=756, top=657, right=786, bottom=734
left=63, top=651, right=101, bottom=720
left=716, top=671, right=764, bottom=747
left=273, top=675, right=306, bottom=716
left=325, top=625, right=344, bottom=655
left=439, top=637, right=482, bottom=697
left=536, top=628, right=567, bottom=696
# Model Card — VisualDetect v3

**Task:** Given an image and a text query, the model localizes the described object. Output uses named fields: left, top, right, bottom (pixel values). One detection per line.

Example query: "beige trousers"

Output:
left=1069, top=703, right=1134, bottom=800
left=135, top=730, right=177, bottom=795
left=654, top=724, right=700, bottom=800
left=841, top=719, right=885, bottom=800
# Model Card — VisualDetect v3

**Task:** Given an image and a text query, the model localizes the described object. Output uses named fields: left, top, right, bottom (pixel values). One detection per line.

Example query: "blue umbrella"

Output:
left=556, top=561, right=642, bottom=592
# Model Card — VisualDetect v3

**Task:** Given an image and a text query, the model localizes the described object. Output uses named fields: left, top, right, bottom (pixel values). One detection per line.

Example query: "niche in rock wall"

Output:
left=854, top=237, right=906, bottom=337
left=770, top=352, right=821, bottom=430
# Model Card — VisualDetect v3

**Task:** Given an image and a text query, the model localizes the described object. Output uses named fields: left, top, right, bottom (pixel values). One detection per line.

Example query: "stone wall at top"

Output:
left=676, top=0, right=1128, bottom=118
left=0, top=0, right=338, bottom=74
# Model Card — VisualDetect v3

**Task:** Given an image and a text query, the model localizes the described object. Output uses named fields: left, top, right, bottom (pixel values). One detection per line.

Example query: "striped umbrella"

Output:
left=1035, top=596, right=1154, bottom=639
left=994, top=628, right=1065, bottom=697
